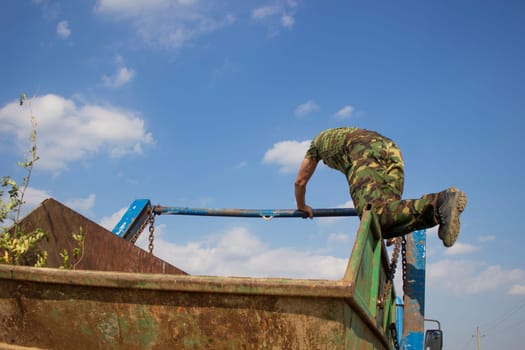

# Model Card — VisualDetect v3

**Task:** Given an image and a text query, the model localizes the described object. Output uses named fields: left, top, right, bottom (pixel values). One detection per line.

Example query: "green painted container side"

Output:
left=343, top=208, right=396, bottom=331
left=0, top=200, right=397, bottom=350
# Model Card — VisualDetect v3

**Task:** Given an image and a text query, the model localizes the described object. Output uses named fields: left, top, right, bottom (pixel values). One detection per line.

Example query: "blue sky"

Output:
left=1, top=0, right=524, bottom=348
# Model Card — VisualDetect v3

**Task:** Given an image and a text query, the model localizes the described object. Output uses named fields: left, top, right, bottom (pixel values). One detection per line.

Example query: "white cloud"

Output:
left=7, top=191, right=96, bottom=222
left=479, top=235, right=496, bottom=242
left=135, top=225, right=348, bottom=279
left=262, top=140, right=310, bottom=173
left=427, top=259, right=525, bottom=295
left=94, top=0, right=173, bottom=15
left=287, top=0, right=299, bottom=8
left=509, top=284, right=525, bottom=295
left=99, top=207, right=128, bottom=231
left=328, top=233, right=350, bottom=243
left=252, top=6, right=280, bottom=19
left=23, top=187, right=52, bottom=207
left=0, top=94, right=154, bottom=172
left=334, top=105, right=354, bottom=119
left=0, top=186, right=52, bottom=226
left=65, top=194, right=96, bottom=215
left=251, top=1, right=298, bottom=30
left=294, top=100, right=319, bottom=117
left=235, top=161, right=247, bottom=169
left=102, top=67, right=135, bottom=88
left=94, top=0, right=235, bottom=49
left=444, top=242, right=480, bottom=256
left=56, top=20, right=71, bottom=39
left=102, top=55, right=135, bottom=88
left=33, top=0, right=61, bottom=20
left=281, top=14, right=295, bottom=28
left=4, top=187, right=53, bottom=220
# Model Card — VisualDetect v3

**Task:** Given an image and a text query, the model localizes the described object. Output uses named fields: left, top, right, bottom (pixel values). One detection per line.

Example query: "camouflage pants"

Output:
left=345, top=130, right=440, bottom=237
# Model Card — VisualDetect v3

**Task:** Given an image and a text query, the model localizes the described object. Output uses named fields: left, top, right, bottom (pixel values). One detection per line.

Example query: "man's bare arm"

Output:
left=294, top=157, right=319, bottom=218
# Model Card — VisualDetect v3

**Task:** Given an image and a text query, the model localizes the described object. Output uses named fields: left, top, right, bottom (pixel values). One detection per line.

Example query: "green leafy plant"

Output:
left=0, top=93, right=48, bottom=266
left=60, top=227, right=86, bottom=269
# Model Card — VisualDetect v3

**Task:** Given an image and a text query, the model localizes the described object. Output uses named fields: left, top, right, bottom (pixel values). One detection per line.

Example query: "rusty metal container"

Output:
left=0, top=199, right=398, bottom=349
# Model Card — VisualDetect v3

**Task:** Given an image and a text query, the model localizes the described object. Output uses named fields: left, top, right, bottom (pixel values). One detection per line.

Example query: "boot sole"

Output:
left=440, top=188, right=467, bottom=247
left=450, top=186, right=467, bottom=213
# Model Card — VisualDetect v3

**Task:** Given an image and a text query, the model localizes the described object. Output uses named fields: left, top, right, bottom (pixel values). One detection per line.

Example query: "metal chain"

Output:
left=148, top=213, right=155, bottom=254
left=383, top=237, right=407, bottom=349
left=128, top=209, right=156, bottom=254
left=389, top=237, right=408, bottom=350
left=390, top=323, right=401, bottom=350
left=401, top=236, right=407, bottom=294
left=378, top=237, right=402, bottom=308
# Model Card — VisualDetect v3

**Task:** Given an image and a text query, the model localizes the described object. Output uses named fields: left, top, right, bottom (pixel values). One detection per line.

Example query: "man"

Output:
left=294, top=127, right=467, bottom=247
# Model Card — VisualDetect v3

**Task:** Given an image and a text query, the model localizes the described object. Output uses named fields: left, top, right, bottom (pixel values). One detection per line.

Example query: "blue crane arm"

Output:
left=112, top=199, right=357, bottom=240
left=153, top=206, right=357, bottom=218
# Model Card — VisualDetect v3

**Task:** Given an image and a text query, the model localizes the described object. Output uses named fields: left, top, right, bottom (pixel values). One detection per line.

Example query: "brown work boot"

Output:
left=437, top=187, right=467, bottom=247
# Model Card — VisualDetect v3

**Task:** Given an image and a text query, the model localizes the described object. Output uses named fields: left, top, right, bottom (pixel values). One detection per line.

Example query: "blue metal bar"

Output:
left=396, top=296, right=404, bottom=346
left=112, top=200, right=358, bottom=241
left=402, top=229, right=427, bottom=350
left=153, top=206, right=357, bottom=218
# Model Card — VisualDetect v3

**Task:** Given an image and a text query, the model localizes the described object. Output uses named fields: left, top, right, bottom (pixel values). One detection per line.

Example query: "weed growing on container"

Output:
left=60, top=227, right=86, bottom=269
left=0, top=93, right=48, bottom=266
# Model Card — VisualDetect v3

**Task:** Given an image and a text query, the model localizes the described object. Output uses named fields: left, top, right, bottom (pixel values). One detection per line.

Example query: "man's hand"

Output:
left=298, top=204, right=314, bottom=219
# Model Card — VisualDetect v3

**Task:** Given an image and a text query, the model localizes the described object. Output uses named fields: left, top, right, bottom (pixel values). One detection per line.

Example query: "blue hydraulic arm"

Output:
left=154, top=206, right=358, bottom=218
left=112, top=199, right=357, bottom=241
